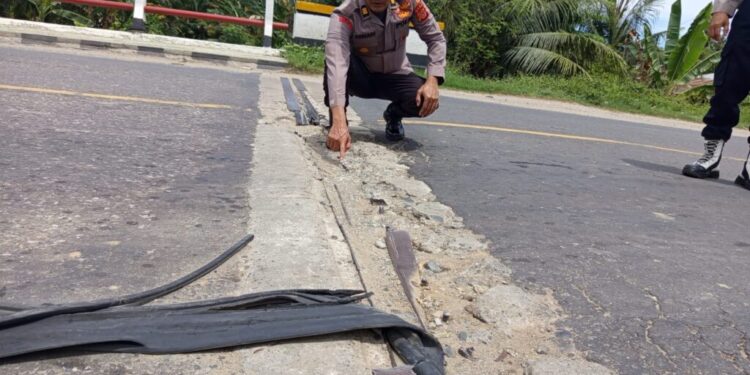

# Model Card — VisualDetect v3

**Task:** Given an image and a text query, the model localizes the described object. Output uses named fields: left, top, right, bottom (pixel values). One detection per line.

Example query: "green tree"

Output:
left=637, top=0, right=718, bottom=91
left=1, top=0, right=90, bottom=25
left=584, top=0, right=663, bottom=48
left=503, top=0, right=627, bottom=77
left=432, top=0, right=626, bottom=77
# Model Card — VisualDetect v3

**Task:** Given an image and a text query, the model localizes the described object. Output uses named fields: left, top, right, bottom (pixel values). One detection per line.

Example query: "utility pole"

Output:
left=131, top=0, right=147, bottom=31
left=263, top=0, right=274, bottom=47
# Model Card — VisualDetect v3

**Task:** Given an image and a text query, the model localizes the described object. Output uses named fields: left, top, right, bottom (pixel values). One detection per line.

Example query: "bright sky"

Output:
left=652, top=0, right=712, bottom=33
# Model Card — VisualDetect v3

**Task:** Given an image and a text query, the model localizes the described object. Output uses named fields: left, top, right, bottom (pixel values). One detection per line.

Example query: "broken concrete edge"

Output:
left=286, top=77, right=619, bottom=374
left=0, top=17, right=288, bottom=68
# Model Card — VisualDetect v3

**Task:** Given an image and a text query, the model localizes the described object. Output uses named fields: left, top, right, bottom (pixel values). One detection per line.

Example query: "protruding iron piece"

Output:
left=292, top=78, right=321, bottom=125
left=385, top=227, right=425, bottom=329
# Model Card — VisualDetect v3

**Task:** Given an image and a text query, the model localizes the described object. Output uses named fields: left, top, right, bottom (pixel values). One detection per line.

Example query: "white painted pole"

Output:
left=131, top=0, right=147, bottom=31
left=263, top=0, right=274, bottom=47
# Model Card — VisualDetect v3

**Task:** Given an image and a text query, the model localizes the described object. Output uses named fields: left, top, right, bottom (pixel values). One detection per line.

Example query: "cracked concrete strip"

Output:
left=290, top=76, right=616, bottom=375
left=238, top=72, right=392, bottom=374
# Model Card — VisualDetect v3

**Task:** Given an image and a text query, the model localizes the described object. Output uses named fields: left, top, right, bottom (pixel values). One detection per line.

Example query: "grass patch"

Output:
left=281, top=44, right=748, bottom=127
left=438, top=68, right=750, bottom=126
left=282, top=44, right=325, bottom=74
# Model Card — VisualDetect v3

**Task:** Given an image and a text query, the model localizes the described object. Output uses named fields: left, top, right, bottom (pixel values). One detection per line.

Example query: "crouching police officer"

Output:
left=324, top=0, right=447, bottom=158
left=683, top=0, right=750, bottom=190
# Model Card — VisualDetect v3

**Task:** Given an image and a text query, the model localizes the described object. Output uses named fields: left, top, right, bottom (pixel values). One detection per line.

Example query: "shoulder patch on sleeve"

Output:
left=338, top=15, right=353, bottom=30
left=414, top=0, right=430, bottom=22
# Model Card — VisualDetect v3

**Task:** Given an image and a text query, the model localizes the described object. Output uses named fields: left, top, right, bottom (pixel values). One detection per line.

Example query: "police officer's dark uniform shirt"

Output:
left=703, top=0, right=750, bottom=141
left=324, top=0, right=447, bottom=109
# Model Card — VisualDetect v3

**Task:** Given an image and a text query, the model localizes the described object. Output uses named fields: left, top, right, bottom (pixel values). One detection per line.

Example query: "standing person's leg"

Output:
left=683, top=43, right=750, bottom=179
left=374, top=73, right=428, bottom=141
left=729, top=42, right=750, bottom=190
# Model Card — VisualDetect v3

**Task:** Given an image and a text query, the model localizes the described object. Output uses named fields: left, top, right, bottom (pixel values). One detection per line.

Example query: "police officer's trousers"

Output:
left=324, top=56, right=426, bottom=120
left=702, top=2, right=750, bottom=142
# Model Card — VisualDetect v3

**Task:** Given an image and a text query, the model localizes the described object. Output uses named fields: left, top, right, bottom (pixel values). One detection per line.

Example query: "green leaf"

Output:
left=665, top=0, right=682, bottom=54
left=667, top=2, right=712, bottom=83
left=51, top=8, right=91, bottom=26
left=678, top=50, right=721, bottom=84
left=502, top=46, right=589, bottom=77
left=514, top=31, right=627, bottom=73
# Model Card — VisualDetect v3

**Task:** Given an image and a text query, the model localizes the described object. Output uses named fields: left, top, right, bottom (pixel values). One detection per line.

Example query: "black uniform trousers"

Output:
left=324, top=56, right=426, bottom=120
left=703, top=0, right=750, bottom=142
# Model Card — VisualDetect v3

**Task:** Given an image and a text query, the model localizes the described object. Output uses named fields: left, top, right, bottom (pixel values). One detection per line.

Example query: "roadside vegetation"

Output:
left=1, top=0, right=747, bottom=125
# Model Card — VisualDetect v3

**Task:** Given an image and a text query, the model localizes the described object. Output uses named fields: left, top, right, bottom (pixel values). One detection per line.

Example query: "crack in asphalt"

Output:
left=573, top=284, right=609, bottom=316
left=644, top=319, right=678, bottom=369
left=643, top=289, right=665, bottom=320
left=732, top=326, right=750, bottom=367
left=695, top=325, right=746, bottom=374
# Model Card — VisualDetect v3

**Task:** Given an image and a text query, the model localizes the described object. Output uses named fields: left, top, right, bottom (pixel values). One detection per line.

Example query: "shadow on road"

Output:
left=349, top=127, right=424, bottom=152
left=622, top=158, right=737, bottom=187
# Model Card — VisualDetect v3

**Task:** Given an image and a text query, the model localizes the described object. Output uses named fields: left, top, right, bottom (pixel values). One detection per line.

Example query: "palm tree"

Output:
left=584, top=0, right=663, bottom=48
left=502, top=0, right=627, bottom=76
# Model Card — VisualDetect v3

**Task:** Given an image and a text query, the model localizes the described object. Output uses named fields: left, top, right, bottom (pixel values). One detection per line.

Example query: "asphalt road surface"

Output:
left=3, top=43, right=750, bottom=374
left=0, top=45, right=258, bottom=306
left=352, top=95, right=750, bottom=374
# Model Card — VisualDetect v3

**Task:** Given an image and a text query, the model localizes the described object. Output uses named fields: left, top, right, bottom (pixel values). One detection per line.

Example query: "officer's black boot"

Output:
left=383, top=103, right=405, bottom=141
left=682, top=139, right=725, bottom=179
left=734, top=141, right=750, bottom=190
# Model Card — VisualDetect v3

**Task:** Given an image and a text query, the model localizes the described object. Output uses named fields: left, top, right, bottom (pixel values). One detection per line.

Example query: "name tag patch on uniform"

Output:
left=414, top=0, right=429, bottom=22
left=360, top=5, right=369, bottom=17
left=354, top=31, right=376, bottom=39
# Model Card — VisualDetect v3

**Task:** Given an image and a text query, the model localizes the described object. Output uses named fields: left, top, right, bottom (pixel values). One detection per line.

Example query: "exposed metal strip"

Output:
left=292, top=78, right=321, bottom=126
left=280, top=77, right=307, bottom=125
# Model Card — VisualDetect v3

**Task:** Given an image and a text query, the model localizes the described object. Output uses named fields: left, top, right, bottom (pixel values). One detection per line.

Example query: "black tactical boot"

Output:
left=735, top=145, right=750, bottom=191
left=682, top=139, right=725, bottom=179
left=383, top=103, right=405, bottom=141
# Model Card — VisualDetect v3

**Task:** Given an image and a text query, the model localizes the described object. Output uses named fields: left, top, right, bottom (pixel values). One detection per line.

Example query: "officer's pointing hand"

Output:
left=327, top=107, right=352, bottom=159
left=416, top=76, right=440, bottom=117
left=709, top=12, right=730, bottom=42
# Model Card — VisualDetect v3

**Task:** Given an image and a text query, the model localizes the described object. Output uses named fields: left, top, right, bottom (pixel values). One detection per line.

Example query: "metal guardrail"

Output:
left=58, top=0, right=288, bottom=46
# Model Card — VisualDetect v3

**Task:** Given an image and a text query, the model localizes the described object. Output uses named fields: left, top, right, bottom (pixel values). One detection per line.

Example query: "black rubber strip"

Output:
left=292, top=79, right=320, bottom=125
left=0, top=290, right=444, bottom=375
left=0, top=234, right=254, bottom=330
left=114, top=289, right=371, bottom=312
